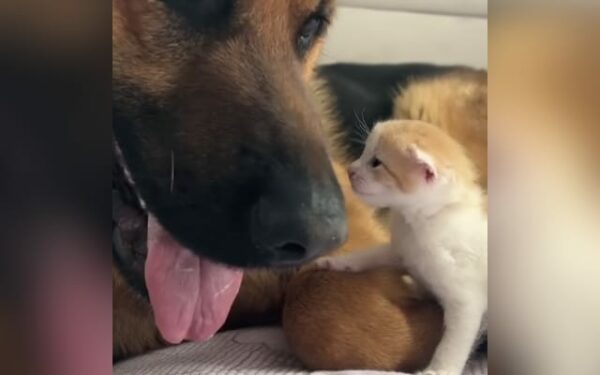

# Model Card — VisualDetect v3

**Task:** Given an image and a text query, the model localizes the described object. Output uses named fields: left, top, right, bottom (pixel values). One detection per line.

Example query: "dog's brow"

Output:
left=298, top=0, right=333, bottom=18
left=162, top=0, right=235, bottom=31
left=318, top=0, right=335, bottom=17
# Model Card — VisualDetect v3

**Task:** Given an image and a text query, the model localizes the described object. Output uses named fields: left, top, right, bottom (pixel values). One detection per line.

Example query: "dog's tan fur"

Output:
left=112, top=0, right=190, bottom=97
left=112, top=0, right=487, bottom=369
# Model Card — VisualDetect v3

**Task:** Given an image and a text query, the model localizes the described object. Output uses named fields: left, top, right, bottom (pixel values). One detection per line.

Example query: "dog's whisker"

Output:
left=170, top=150, right=175, bottom=194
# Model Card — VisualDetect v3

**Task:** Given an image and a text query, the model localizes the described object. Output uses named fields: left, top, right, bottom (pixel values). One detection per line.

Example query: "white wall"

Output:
left=336, top=0, right=487, bottom=18
left=320, top=3, right=487, bottom=68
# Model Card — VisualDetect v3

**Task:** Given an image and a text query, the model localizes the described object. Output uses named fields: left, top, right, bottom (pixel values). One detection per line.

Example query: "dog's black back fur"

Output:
left=317, top=63, right=464, bottom=157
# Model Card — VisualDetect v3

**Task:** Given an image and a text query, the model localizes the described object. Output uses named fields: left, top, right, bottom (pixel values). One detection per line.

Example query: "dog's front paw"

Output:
left=314, top=257, right=360, bottom=272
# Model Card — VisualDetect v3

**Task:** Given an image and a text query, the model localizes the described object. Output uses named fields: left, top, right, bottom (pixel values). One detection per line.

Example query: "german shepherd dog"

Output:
left=113, top=0, right=486, bottom=371
left=113, top=0, right=347, bottom=350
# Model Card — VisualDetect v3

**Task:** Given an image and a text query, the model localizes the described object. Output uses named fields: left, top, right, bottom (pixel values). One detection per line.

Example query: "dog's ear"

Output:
left=161, top=0, right=235, bottom=30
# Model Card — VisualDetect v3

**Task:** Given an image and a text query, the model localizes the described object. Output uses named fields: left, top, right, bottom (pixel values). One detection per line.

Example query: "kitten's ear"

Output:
left=407, top=145, right=437, bottom=183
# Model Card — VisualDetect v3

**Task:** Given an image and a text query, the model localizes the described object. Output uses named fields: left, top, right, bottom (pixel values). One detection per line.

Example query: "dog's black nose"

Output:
left=251, top=176, right=347, bottom=266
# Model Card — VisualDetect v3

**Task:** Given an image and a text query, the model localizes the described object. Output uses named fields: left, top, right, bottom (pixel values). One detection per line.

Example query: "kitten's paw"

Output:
left=314, top=257, right=336, bottom=269
left=314, top=257, right=361, bottom=272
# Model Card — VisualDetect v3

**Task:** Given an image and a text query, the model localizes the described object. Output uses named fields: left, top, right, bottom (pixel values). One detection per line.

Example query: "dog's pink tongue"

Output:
left=145, top=215, right=243, bottom=344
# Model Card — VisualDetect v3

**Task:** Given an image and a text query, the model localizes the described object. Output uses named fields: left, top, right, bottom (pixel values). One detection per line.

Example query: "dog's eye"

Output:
left=297, top=16, right=326, bottom=56
left=370, top=158, right=382, bottom=168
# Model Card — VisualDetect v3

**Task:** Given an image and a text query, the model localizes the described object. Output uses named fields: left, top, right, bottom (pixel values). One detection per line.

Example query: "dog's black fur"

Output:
left=317, top=63, right=465, bottom=157
left=162, top=0, right=235, bottom=31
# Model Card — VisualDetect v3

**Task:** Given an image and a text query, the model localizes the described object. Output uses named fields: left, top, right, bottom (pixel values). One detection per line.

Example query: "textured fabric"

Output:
left=114, top=327, right=487, bottom=375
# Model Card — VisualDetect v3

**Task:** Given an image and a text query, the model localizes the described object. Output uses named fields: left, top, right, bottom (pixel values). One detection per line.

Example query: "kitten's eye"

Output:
left=370, top=158, right=382, bottom=168
left=297, top=16, right=326, bottom=56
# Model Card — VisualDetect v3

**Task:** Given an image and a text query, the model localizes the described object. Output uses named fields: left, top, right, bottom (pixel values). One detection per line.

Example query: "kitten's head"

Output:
left=348, top=120, right=477, bottom=209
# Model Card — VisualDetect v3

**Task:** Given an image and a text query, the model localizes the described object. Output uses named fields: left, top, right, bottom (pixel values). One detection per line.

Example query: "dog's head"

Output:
left=113, top=0, right=346, bottom=270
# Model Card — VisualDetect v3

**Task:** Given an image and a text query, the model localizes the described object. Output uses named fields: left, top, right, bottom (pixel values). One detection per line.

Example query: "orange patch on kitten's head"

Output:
left=376, top=120, right=478, bottom=192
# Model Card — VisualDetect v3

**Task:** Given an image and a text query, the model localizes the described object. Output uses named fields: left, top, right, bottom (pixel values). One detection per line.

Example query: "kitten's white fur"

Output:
left=317, top=121, right=487, bottom=375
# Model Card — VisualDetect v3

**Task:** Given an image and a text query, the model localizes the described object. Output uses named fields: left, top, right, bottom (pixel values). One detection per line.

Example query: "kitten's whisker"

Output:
left=359, top=124, right=370, bottom=139
left=353, top=126, right=367, bottom=138
left=360, top=108, right=369, bottom=131
left=350, top=136, right=366, bottom=146
left=354, top=109, right=370, bottom=138
left=358, top=121, right=368, bottom=136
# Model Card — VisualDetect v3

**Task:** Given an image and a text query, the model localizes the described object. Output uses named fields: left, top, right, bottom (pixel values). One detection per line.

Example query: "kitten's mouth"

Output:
left=113, top=152, right=243, bottom=344
left=354, top=190, right=377, bottom=197
left=350, top=183, right=378, bottom=198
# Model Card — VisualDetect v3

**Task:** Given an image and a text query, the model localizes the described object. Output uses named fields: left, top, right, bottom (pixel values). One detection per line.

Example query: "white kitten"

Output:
left=317, top=120, right=487, bottom=375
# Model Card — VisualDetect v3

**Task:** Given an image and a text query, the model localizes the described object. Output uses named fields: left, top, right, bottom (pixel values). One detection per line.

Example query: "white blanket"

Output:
left=114, top=327, right=487, bottom=375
